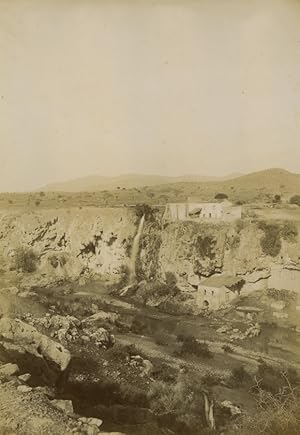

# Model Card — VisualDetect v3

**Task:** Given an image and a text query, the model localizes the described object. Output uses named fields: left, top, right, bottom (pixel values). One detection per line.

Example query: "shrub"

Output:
left=231, top=365, right=251, bottom=384
left=148, top=374, right=207, bottom=433
left=215, top=193, right=228, bottom=200
left=152, top=361, right=177, bottom=383
left=231, top=378, right=300, bottom=435
left=281, top=221, right=298, bottom=242
left=267, top=288, right=296, bottom=302
left=177, top=335, right=212, bottom=359
left=165, top=271, right=177, bottom=287
left=222, top=344, right=234, bottom=353
left=153, top=331, right=169, bottom=346
left=202, top=370, right=224, bottom=386
left=273, top=194, right=281, bottom=203
left=130, top=315, right=150, bottom=335
left=289, top=195, right=300, bottom=206
left=135, top=203, right=155, bottom=221
left=259, top=222, right=282, bottom=257
left=194, top=235, right=216, bottom=259
left=14, top=247, right=38, bottom=273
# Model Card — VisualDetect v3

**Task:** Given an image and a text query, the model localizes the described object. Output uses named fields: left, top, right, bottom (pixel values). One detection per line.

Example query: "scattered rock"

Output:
left=90, top=328, right=115, bottom=348
left=0, top=286, right=19, bottom=295
left=18, top=291, right=37, bottom=298
left=87, top=417, right=103, bottom=428
left=221, top=400, right=242, bottom=416
left=51, top=399, right=74, bottom=415
left=141, top=359, right=153, bottom=376
left=217, top=325, right=230, bottom=334
left=17, top=385, right=32, bottom=393
left=18, top=373, right=31, bottom=382
left=0, top=362, right=19, bottom=376
left=83, top=310, right=119, bottom=326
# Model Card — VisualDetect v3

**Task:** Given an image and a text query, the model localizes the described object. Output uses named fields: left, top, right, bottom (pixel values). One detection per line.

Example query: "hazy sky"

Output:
left=1, top=0, right=300, bottom=191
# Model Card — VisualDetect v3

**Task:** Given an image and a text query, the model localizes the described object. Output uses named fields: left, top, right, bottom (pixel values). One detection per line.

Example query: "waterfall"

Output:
left=129, top=214, right=145, bottom=283
left=203, top=392, right=216, bottom=431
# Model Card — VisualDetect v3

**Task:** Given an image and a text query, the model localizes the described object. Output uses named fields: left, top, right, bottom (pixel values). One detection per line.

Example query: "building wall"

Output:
left=165, top=202, right=241, bottom=222
left=195, top=285, right=236, bottom=310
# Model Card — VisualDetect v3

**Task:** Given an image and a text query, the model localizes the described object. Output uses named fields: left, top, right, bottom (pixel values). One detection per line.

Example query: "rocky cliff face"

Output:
left=0, top=208, right=137, bottom=287
left=0, top=207, right=299, bottom=293
left=138, top=218, right=300, bottom=291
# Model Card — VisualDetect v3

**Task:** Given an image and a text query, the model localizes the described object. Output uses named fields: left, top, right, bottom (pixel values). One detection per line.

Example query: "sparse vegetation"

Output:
left=176, top=335, right=213, bottom=359
left=259, top=221, right=282, bottom=257
left=194, top=234, right=216, bottom=259
left=215, top=192, right=228, bottom=200
left=281, top=221, right=298, bottom=242
left=222, top=344, right=234, bottom=353
left=13, top=247, right=38, bottom=273
left=231, top=365, right=251, bottom=384
left=289, top=194, right=300, bottom=206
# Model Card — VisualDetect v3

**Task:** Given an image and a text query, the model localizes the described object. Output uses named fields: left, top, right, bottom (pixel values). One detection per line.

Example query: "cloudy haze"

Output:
left=1, top=0, right=300, bottom=191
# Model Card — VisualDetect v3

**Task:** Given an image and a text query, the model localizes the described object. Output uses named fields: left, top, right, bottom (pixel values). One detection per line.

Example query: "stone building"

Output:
left=195, top=275, right=245, bottom=310
left=164, top=200, right=241, bottom=222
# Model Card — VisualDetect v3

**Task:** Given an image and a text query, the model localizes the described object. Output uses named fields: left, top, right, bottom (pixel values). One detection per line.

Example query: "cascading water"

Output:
left=129, top=214, right=145, bottom=283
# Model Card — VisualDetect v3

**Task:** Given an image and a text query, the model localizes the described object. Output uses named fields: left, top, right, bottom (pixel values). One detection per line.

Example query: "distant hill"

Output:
left=41, top=172, right=243, bottom=192
left=143, top=168, right=300, bottom=203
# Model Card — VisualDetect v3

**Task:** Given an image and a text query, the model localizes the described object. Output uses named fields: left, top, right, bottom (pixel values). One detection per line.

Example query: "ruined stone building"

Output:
left=164, top=199, right=242, bottom=222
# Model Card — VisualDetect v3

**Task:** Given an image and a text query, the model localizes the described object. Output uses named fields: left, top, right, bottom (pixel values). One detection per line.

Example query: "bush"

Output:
left=202, top=370, right=224, bottom=386
left=289, top=195, right=300, bottom=206
left=231, top=372, right=300, bottom=435
left=135, top=203, right=155, bottom=221
left=130, top=315, right=149, bottom=335
left=152, top=361, right=177, bottom=383
left=177, top=335, right=212, bottom=359
left=231, top=365, right=251, bottom=384
left=259, top=222, right=282, bottom=257
left=165, top=271, right=177, bottom=287
left=273, top=194, right=281, bottom=203
left=194, top=235, right=216, bottom=259
left=14, top=247, right=38, bottom=273
left=222, top=344, right=234, bottom=353
left=215, top=193, right=228, bottom=200
left=281, top=221, right=298, bottom=242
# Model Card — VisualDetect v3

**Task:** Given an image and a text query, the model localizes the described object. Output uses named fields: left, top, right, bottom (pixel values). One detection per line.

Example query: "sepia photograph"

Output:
left=1, top=0, right=300, bottom=434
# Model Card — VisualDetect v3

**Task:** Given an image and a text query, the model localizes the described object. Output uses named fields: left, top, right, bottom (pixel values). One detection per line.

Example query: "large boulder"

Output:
left=82, top=310, right=119, bottom=326
left=0, top=317, right=71, bottom=386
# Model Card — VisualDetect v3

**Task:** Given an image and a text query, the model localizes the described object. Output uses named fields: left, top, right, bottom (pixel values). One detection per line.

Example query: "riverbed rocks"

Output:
left=0, top=317, right=71, bottom=385
left=216, top=322, right=261, bottom=341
